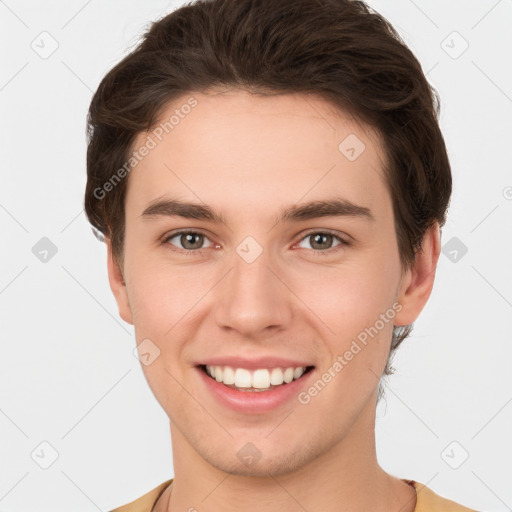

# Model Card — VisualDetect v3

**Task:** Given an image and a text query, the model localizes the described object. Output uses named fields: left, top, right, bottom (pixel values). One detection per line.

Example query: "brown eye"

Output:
left=296, top=230, right=349, bottom=257
left=308, top=233, right=336, bottom=250
left=164, top=230, right=214, bottom=252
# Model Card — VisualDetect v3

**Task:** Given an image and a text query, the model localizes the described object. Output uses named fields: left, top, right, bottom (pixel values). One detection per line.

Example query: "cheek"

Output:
left=127, top=266, right=200, bottom=410
left=297, top=261, right=400, bottom=385
left=129, top=270, right=203, bottom=335
left=297, top=261, right=398, bottom=330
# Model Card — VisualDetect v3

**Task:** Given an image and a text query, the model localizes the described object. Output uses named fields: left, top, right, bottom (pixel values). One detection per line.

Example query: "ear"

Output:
left=106, top=238, right=134, bottom=325
left=393, top=222, right=441, bottom=327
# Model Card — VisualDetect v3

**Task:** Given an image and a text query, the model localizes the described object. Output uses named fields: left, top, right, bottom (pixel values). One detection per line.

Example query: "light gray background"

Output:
left=1, top=1, right=511, bottom=511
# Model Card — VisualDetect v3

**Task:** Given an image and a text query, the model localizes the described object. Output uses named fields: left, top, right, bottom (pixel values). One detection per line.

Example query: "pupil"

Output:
left=183, top=233, right=202, bottom=249
left=312, top=233, right=331, bottom=249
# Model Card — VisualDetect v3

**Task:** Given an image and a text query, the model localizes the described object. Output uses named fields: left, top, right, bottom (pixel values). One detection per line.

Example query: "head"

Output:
left=84, top=0, right=450, bottom=476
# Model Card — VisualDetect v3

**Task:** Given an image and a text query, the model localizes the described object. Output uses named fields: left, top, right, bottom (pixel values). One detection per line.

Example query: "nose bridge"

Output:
left=214, top=237, right=291, bottom=335
left=232, top=242, right=273, bottom=292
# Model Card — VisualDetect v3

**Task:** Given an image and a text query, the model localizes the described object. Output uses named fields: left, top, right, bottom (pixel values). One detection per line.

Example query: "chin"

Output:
left=200, top=440, right=320, bottom=479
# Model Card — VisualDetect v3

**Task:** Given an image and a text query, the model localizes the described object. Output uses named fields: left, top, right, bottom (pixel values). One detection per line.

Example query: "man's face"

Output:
left=110, top=89, right=415, bottom=477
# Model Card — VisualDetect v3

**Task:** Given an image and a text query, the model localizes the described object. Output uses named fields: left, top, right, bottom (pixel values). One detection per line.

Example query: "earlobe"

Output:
left=393, top=222, right=441, bottom=327
left=106, top=238, right=134, bottom=325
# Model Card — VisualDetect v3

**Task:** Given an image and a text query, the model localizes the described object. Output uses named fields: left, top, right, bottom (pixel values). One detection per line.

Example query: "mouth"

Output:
left=198, top=364, right=315, bottom=392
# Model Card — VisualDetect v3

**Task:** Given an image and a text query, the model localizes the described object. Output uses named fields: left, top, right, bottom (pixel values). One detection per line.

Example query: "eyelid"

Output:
left=296, top=227, right=351, bottom=244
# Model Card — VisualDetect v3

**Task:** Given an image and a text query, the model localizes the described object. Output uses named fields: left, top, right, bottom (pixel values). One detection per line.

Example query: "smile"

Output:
left=201, top=364, right=315, bottom=392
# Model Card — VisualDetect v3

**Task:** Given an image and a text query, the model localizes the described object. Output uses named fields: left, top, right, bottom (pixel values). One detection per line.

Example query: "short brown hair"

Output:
left=84, top=0, right=452, bottom=383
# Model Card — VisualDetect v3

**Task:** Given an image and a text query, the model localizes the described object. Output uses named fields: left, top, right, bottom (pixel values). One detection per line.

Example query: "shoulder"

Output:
left=109, top=479, right=173, bottom=512
left=412, top=481, right=478, bottom=512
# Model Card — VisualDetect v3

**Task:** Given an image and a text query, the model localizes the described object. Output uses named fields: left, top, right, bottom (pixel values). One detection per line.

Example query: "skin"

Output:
left=106, top=89, right=440, bottom=512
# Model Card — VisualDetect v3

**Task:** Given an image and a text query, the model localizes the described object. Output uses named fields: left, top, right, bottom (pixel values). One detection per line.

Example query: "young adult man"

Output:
left=84, top=0, right=478, bottom=510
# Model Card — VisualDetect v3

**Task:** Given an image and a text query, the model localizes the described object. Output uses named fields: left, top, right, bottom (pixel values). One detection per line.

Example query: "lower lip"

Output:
left=196, top=366, right=315, bottom=414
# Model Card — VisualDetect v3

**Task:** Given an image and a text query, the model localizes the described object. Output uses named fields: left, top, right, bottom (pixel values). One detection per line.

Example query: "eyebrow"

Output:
left=140, top=196, right=375, bottom=225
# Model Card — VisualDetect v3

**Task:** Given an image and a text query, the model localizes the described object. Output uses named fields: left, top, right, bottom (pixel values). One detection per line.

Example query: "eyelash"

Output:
left=161, top=229, right=350, bottom=257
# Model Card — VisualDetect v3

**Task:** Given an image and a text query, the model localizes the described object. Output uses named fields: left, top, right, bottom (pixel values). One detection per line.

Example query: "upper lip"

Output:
left=196, top=356, right=315, bottom=370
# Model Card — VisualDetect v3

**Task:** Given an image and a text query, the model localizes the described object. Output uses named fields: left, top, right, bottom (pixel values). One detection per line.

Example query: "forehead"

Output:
left=126, top=89, right=391, bottom=223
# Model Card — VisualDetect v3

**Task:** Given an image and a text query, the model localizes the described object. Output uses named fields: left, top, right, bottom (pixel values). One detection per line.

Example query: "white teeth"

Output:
left=283, top=367, right=294, bottom=383
left=270, top=368, right=284, bottom=385
left=204, top=365, right=308, bottom=390
left=222, top=366, right=235, bottom=385
left=252, top=369, right=270, bottom=389
left=234, top=368, right=252, bottom=388
left=293, top=367, right=304, bottom=380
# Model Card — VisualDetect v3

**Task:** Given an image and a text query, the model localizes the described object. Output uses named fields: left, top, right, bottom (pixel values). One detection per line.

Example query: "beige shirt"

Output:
left=109, top=479, right=477, bottom=512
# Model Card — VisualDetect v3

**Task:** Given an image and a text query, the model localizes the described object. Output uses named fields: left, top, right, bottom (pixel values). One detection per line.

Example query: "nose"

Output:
left=213, top=245, right=293, bottom=338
